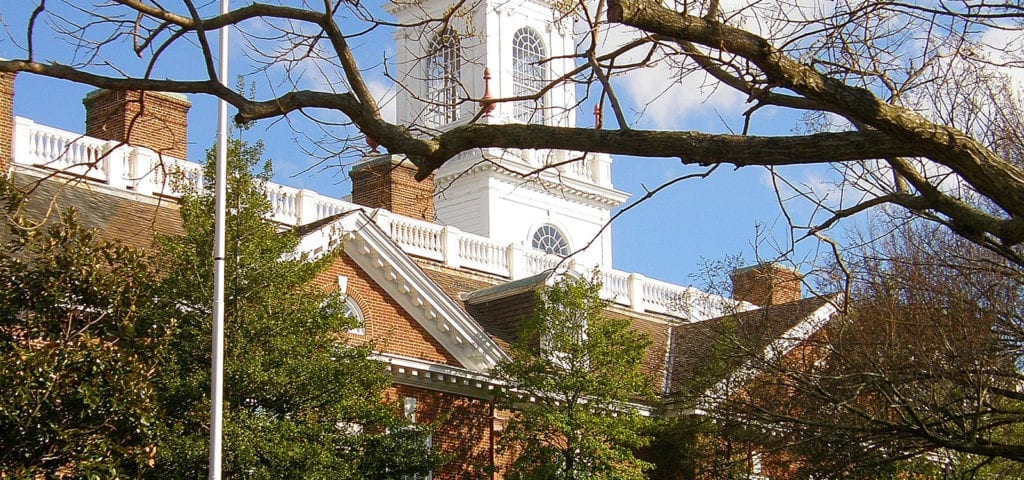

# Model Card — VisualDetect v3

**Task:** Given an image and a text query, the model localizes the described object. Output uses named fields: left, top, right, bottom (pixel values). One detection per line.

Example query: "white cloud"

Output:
left=595, top=23, right=746, bottom=130
left=368, top=79, right=397, bottom=123
left=979, top=26, right=1024, bottom=95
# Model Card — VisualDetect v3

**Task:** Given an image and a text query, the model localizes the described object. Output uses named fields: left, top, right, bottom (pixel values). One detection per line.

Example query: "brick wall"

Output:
left=0, top=72, right=15, bottom=175
left=83, top=90, right=190, bottom=159
left=730, top=263, right=802, bottom=306
left=388, top=385, right=495, bottom=480
left=350, top=155, right=435, bottom=221
left=315, top=252, right=461, bottom=366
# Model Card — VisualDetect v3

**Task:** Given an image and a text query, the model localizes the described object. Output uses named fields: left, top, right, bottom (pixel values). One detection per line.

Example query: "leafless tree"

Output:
left=690, top=220, right=1024, bottom=476
left=2, top=0, right=1023, bottom=263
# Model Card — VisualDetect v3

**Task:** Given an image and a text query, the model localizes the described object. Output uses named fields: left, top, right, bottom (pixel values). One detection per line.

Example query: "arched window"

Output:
left=512, top=28, right=546, bottom=124
left=532, top=224, right=570, bottom=256
left=341, top=297, right=366, bottom=335
left=322, top=294, right=365, bottom=335
left=425, top=30, right=462, bottom=126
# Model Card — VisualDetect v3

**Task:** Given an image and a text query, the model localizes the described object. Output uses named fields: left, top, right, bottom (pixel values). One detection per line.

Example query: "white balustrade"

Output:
left=642, top=279, right=685, bottom=314
left=315, top=196, right=349, bottom=220
left=566, top=157, right=590, bottom=180
left=387, top=215, right=445, bottom=261
left=458, top=234, right=509, bottom=275
left=16, top=118, right=108, bottom=182
left=599, top=270, right=630, bottom=304
left=522, top=250, right=562, bottom=276
left=11, top=116, right=736, bottom=322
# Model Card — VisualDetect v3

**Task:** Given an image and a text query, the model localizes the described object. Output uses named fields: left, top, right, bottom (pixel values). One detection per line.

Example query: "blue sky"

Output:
left=2, top=2, right=833, bottom=289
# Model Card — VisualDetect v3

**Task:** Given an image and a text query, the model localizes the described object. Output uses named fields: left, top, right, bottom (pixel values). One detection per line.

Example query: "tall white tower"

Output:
left=387, top=0, right=629, bottom=268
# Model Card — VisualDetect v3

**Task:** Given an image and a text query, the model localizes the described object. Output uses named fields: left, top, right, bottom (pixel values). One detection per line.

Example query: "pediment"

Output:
left=296, top=209, right=509, bottom=373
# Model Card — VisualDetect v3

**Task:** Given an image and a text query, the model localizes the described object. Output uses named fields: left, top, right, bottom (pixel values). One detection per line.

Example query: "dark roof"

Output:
left=8, top=172, right=183, bottom=249
left=462, top=270, right=552, bottom=304
left=292, top=211, right=357, bottom=237
left=667, top=295, right=837, bottom=397
left=459, top=270, right=561, bottom=350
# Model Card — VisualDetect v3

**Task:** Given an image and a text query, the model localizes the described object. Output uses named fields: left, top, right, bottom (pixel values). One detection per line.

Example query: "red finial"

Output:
left=593, top=103, right=602, bottom=129
left=480, top=68, right=496, bottom=116
left=366, top=134, right=380, bottom=153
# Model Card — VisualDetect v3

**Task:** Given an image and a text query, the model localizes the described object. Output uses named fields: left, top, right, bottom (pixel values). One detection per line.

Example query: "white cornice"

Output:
left=375, top=353, right=654, bottom=416
left=374, top=353, right=503, bottom=399
left=307, top=210, right=510, bottom=373
left=435, top=151, right=630, bottom=208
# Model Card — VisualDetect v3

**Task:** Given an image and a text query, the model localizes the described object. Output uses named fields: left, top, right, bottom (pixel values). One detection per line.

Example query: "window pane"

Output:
left=512, top=28, right=546, bottom=124
left=532, top=224, right=569, bottom=256
left=426, top=31, right=461, bottom=126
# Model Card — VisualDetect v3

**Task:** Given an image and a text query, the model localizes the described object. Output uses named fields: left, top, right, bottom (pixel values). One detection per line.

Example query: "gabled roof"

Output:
left=295, top=209, right=511, bottom=373
left=665, top=295, right=840, bottom=407
left=461, top=271, right=553, bottom=349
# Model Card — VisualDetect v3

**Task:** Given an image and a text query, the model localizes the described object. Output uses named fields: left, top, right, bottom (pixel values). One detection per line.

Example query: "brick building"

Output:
left=0, top=0, right=839, bottom=476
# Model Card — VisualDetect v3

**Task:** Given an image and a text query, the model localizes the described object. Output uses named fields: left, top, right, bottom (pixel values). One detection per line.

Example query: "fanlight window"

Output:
left=323, top=295, right=365, bottom=335
left=532, top=224, right=570, bottom=256
left=512, top=27, right=547, bottom=124
left=425, top=30, right=462, bottom=126
left=341, top=297, right=366, bottom=335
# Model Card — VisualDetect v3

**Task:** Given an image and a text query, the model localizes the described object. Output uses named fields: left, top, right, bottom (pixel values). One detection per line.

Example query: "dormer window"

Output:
left=426, top=30, right=462, bottom=126
left=532, top=224, right=569, bottom=256
left=512, top=27, right=547, bottom=124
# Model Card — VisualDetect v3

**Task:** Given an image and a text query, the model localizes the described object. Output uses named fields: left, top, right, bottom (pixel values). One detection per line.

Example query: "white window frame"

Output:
left=512, top=27, right=547, bottom=124
left=531, top=224, right=570, bottom=256
left=425, top=30, right=462, bottom=127
left=342, top=296, right=366, bottom=335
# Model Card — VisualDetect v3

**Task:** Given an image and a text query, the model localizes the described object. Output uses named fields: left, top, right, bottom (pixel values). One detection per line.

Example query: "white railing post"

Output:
left=441, top=225, right=462, bottom=270
left=596, top=153, right=613, bottom=186
left=507, top=244, right=527, bottom=279
left=627, top=273, right=646, bottom=313
left=295, top=189, right=319, bottom=225
left=130, top=146, right=157, bottom=196
left=13, top=117, right=34, bottom=166
left=371, top=208, right=393, bottom=237
left=103, top=143, right=126, bottom=190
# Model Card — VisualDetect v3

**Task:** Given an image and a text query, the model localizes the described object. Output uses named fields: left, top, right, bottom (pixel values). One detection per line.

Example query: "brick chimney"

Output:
left=83, top=89, right=191, bottom=159
left=731, top=263, right=802, bottom=306
left=0, top=71, right=15, bottom=176
left=349, top=155, right=435, bottom=221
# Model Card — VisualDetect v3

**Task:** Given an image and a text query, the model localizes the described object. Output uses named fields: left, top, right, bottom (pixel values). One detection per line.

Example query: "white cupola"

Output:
left=387, top=0, right=629, bottom=269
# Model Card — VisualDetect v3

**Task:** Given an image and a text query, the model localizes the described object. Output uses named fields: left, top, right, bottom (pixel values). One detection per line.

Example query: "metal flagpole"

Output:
left=209, top=0, right=229, bottom=478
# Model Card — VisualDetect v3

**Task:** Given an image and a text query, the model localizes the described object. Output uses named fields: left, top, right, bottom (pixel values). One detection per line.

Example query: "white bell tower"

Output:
left=387, top=0, right=629, bottom=269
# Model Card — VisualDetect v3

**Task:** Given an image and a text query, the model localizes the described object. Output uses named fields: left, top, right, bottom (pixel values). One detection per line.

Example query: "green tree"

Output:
left=493, top=274, right=655, bottom=480
left=0, top=182, right=168, bottom=478
left=150, top=139, right=441, bottom=478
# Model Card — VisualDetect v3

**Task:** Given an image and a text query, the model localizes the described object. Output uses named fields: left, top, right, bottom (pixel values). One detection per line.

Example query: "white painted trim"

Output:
left=699, top=299, right=840, bottom=410
left=329, top=210, right=511, bottom=372
left=374, top=353, right=504, bottom=399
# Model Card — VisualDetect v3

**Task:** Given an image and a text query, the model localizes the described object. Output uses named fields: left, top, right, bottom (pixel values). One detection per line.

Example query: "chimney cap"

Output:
left=730, top=262, right=803, bottom=306
left=729, top=262, right=800, bottom=277
left=83, top=88, right=191, bottom=106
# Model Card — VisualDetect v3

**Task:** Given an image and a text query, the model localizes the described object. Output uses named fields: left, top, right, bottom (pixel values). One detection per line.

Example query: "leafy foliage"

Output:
left=0, top=181, right=167, bottom=478
left=149, top=139, right=440, bottom=478
left=493, top=274, right=655, bottom=480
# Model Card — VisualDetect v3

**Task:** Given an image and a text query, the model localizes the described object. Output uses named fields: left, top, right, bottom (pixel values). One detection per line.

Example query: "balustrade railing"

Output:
left=11, top=116, right=734, bottom=321
left=459, top=234, right=509, bottom=275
